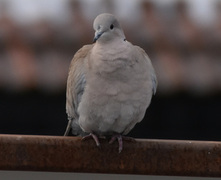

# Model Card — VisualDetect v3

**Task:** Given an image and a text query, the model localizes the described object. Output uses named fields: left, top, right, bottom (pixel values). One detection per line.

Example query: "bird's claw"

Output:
left=109, top=134, right=135, bottom=153
left=82, top=133, right=100, bottom=147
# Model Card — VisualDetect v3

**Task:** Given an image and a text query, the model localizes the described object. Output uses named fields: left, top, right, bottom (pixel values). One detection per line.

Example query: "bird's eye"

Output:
left=110, top=24, right=114, bottom=30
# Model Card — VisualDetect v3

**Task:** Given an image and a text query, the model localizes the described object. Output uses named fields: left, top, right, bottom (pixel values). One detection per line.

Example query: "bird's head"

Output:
left=93, top=13, right=126, bottom=43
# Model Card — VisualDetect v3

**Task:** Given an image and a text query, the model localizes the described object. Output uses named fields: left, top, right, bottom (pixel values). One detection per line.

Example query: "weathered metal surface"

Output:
left=0, top=134, right=221, bottom=177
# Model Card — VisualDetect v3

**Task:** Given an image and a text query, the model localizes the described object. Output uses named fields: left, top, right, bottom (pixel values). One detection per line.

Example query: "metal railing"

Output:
left=0, top=134, right=220, bottom=177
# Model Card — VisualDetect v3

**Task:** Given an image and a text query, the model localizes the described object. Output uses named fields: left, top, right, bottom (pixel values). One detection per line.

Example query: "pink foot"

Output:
left=82, top=133, right=100, bottom=147
left=109, top=134, right=135, bottom=153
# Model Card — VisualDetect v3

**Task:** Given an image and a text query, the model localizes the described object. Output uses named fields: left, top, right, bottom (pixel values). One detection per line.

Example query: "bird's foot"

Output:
left=82, top=133, right=101, bottom=147
left=109, top=134, right=135, bottom=153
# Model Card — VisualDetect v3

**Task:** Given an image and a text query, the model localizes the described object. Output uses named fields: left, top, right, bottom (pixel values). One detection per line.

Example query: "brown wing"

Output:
left=65, top=44, right=93, bottom=135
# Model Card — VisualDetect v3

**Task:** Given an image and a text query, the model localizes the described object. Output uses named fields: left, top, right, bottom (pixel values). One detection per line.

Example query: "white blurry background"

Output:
left=0, top=0, right=221, bottom=95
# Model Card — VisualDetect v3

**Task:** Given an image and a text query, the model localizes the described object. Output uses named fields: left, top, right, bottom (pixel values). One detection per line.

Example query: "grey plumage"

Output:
left=64, top=13, right=157, bottom=151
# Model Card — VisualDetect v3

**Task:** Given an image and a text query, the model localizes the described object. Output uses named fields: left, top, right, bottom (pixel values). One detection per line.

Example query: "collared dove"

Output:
left=64, top=13, right=157, bottom=153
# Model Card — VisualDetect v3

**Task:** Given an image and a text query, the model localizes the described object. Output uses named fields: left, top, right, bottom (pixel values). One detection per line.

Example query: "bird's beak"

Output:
left=93, top=31, right=103, bottom=43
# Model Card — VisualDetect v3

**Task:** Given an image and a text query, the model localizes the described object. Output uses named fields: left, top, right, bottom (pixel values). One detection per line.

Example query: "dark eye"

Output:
left=110, top=24, right=114, bottom=30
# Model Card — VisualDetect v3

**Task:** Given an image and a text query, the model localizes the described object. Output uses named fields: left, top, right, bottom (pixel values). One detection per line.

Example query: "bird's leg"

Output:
left=64, top=120, right=72, bottom=136
left=109, top=134, right=135, bottom=153
left=82, top=133, right=100, bottom=147
left=109, top=134, right=123, bottom=153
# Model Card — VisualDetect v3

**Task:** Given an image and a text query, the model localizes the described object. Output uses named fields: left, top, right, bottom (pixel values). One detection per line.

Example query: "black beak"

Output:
left=93, top=32, right=102, bottom=43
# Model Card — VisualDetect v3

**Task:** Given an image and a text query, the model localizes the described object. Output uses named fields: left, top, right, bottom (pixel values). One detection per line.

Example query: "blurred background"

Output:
left=0, top=0, right=220, bottom=140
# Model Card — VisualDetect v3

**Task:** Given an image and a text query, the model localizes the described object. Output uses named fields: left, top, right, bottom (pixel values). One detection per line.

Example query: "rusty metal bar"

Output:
left=0, top=134, right=221, bottom=177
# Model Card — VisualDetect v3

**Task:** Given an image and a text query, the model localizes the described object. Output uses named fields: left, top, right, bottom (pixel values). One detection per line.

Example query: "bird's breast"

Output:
left=77, top=44, right=152, bottom=134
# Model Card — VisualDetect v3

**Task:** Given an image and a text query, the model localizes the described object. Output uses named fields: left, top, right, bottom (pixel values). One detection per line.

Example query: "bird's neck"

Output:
left=95, top=38, right=127, bottom=54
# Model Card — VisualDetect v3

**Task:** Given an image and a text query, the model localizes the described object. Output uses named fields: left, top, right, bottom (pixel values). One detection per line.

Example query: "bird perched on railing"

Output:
left=64, top=13, right=157, bottom=153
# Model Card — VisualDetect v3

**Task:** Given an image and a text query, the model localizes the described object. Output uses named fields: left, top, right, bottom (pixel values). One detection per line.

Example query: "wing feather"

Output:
left=65, top=44, right=93, bottom=135
left=135, top=46, right=157, bottom=96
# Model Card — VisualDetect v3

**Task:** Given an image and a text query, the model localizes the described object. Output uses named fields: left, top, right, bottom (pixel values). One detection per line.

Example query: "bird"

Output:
left=64, top=13, right=157, bottom=153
